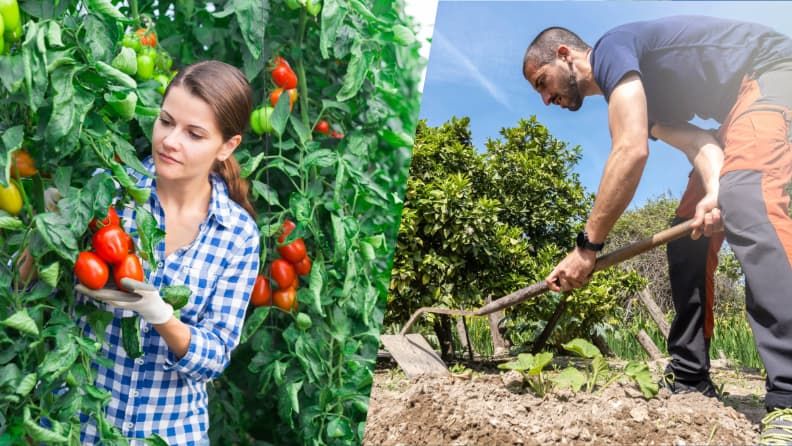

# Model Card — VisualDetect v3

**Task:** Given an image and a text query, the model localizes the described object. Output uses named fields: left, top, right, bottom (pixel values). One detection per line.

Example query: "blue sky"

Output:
left=419, top=1, right=792, bottom=208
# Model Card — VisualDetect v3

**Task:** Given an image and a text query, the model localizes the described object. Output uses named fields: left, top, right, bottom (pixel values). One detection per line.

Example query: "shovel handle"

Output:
left=473, top=219, right=694, bottom=316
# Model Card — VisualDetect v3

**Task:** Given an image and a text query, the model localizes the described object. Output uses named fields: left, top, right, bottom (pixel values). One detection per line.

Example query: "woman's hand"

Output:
left=76, top=278, right=174, bottom=325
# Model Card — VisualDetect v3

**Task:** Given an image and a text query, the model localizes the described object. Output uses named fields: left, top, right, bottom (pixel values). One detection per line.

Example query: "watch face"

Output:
left=576, top=231, right=585, bottom=248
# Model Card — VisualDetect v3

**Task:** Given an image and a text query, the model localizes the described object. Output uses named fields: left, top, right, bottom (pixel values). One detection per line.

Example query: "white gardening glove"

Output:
left=76, top=278, right=174, bottom=325
left=44, top=187, right=62, bottom=213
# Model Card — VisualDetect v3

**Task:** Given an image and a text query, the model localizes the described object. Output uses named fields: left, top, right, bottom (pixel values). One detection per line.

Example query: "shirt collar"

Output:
left=138, top=156, right=235, bottom=229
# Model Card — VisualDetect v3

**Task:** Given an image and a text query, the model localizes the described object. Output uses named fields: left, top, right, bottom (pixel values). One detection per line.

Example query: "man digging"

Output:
left=523, top=15, right=792, bottom=445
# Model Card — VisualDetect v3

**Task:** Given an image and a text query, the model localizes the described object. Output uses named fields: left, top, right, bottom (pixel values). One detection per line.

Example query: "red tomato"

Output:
left=273, top=287, right=297, bottom=312
left=89, top=207, right=121, bottom=232
left=278, top=238, right=307, bottom=263
left=10, top=149, right=37, bottom=178
left=250, top=275, right=272, bottom=307
left=75, top=251, right=109, bottom=290
left=330, top=131, right=344, bottom=139
left=294, top=256, right=312, bottom=276
left=269, top=88, right=298, bottom=111
left=278, top=219, right=296, bottom=244
left=113, top=254, right=144, bottom=290
left=274, top=56, right=292, bottom=70
left=270, top=259, right=296, bottom=290
left=135, top=28, right=157, bottom=47
left=271, top=64, right=297, bottom=89
left=314, top=120, right=330, bottom=135
left=92, top=226, right=131, bottom=265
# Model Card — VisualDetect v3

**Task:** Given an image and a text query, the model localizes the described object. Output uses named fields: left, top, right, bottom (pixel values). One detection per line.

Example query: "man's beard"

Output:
left=563, top=72, right=583, bottom=111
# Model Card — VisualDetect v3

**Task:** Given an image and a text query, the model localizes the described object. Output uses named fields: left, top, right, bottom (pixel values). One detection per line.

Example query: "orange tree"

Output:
left=388, top=117, right=643, bottom=354
left=0, top=0, right=422, bottom=444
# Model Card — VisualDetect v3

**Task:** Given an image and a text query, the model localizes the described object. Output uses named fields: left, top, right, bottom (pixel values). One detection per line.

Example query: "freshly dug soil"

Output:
left=364, top=360, right=764, bottom=445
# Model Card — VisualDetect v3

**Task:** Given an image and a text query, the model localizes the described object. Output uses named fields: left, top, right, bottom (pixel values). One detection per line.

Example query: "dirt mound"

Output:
left=364, top=364, right=763, bottom=445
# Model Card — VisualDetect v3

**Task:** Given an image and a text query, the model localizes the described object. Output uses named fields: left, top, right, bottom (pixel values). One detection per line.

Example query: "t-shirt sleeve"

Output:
left=591, top=31, right=643, bottom=102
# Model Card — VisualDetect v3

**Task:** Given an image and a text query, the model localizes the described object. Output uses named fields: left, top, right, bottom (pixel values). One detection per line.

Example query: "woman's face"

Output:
left=152, top=84, right=239, bottom=181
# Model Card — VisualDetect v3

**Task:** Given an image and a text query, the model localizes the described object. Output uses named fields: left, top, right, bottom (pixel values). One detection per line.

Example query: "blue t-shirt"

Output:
left=591, top=15, right=792, bottom=125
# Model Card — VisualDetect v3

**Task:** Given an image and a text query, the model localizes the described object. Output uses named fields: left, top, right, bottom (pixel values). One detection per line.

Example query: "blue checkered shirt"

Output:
left=77, top=157, right=260, bottom=445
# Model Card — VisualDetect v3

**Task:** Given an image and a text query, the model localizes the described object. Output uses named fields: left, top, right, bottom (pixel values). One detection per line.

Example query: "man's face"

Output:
left=528, top=59, right=584, bottom=111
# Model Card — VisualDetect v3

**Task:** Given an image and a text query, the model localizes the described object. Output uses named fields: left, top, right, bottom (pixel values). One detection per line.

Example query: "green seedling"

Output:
left=498, top=351, right=554, bottom=397
left=625, top=361, right=660, bottom=399
left=561, top=338, right=609, bottom=392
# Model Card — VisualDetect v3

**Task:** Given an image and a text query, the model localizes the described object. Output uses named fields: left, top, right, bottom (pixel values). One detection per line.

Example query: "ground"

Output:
left=363, top=358, right=765, bottom=445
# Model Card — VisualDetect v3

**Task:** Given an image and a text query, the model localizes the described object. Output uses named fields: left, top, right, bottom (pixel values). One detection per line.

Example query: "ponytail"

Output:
left=214, top=156, right=257, bottom=220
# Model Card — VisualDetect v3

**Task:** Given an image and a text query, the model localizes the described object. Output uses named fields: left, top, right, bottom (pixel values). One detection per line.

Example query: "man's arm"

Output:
left=547, top=72, right=649, bottom=291
left=650, top=122, right=724, bottom=239
left=585, top=72, right=650, bottom=244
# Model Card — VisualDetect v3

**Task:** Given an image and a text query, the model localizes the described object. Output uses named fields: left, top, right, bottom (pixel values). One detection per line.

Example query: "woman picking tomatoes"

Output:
left=70, top=60, right=260, bottom=446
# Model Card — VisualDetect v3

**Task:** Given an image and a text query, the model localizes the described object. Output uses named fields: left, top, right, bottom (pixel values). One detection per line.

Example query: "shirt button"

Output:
left=131, top=389, right=140, bottom=397
left=124, top=422, right=134, bottom=430
left=142, top=325, right=150, bottom=333
left=157, top=261, right=164, bottom=268
left=135, top=358, right=144, bottom=365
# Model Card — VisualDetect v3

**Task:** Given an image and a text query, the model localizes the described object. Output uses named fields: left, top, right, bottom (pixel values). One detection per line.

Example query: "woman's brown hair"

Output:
left=164, top=60, right=257, bottom=219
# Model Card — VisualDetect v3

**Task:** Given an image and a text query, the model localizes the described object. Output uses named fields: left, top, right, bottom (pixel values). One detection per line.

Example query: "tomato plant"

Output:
left=0, top=0, right=423, bottom=444
left=112, top=253, right=143, bottom=289
left=75, top=251, right=109, bottom=290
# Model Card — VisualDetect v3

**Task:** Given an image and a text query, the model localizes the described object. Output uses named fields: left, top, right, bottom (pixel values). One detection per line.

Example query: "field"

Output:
left=364, top=359, right=765, bottom=445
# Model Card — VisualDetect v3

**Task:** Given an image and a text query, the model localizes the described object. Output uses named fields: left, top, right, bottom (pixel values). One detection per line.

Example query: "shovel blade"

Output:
left=380, top=334, right=449, bottom=378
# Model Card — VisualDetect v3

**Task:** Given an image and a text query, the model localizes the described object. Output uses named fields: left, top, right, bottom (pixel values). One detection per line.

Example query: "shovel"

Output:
left=380, top=218, right=694, bottom=378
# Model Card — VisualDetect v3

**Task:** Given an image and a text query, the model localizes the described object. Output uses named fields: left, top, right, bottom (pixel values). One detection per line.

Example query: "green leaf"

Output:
left=83, top=16, right=114, bottom=66
left=326, top=417, right=353, bottom=439
left=144, top=434, right=169, bottom=446
left=86, top=309, right=114, bottom=344
left=0, top=214, right=24, bottom=230
left=320, top=99, right=351, bottom=114
left=1, top=309, right=39, bottom=336
left=38, top=262, right=60, bottom=288
left=392, top=25, right=416, bottom=46
left=105, top=91, right=138, bottom=121
left=1, top=126, right=24, bottom=186
left=320, top=0, right=347, bottom=59
left=309, top=258, right=325, bottom=317
left=625, top=361, right=659, bottom=399
left=562, top=338, right=601, bottom=359
left=529, top=351, right=553, bottom=376
left=381, top=128, right=414, bottom=148
left=162, top=285, right=191, bottom=310
left=16, top=373, right=37, bottom=397
left=303, top=149, right=336, bottom=169
left=86, top=0, right=126, bottom=20
left=121, top=316, right=143, bottom=359
left=241, top=153, right=265, bottom=179
left=47, top=22, right=63, bottom=48
left=337, top=42, right=369, bottom=102
left=251, top=180, right=280, bottom=207
left=552, top=367, right=586, bottom=392
left=270, top=92, right=290, bottom=137
left=232, top=0, right=269, bottom=60
left=135, top=207, right=164, bottom=268
left=290, top=115, right=311, bottom=147
left=111, top=47, right=137, bottom=76
left=94, top=61, right=137, bottom=89
left=240, top=306, right=271, bottom=344
left=39, top=340, right=78, bottom=382
left=23, top=407, right=68, bottom=443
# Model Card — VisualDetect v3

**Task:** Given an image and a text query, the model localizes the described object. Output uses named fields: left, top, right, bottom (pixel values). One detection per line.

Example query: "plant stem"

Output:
left=130, top=0, right=140, bottom=26
left=296, top=10, right=310, bottom=127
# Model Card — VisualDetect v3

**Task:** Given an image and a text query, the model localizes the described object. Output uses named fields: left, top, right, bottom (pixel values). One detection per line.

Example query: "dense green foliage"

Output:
left=0, top=1, right=423, bottom=444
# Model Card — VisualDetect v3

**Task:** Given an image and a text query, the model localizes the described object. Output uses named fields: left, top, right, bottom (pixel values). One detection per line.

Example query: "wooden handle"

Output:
left=474, top=219, right=694, bottom=316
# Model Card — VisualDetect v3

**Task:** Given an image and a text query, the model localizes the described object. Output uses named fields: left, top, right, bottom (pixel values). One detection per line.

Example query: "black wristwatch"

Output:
left=576, top=231, right=605, bottom=252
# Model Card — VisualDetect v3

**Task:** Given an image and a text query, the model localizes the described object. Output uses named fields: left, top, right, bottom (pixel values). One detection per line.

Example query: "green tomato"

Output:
left=305, top=0, right=321, bottom=16
left=295, top=312, right=312, bottom=331
left=156, top=51, right=173, bottom=73
left=0, top=0, right=20, bottom=36
left=249, top=108, right=263, bottom=135
left=258, top=106, right=275, bottom=134
left=136, top=54, right=154, bottom=80
left=285, top=0, right=302, bottom=10
left=154, top=74, right=169, bottom=95
left=122, top=34, right=141, bottom=52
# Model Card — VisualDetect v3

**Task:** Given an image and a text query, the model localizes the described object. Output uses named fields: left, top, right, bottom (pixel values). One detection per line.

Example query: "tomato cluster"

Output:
left=250, top=220, right=313, bottom=312
left=313, top=119, right=343, bottom=139
left=250, top=57, right=300, bottom=136
left=74, top=207, right=144, bottom=290
left=116, top=27, right=175, bottom=94
left=0, top=0, right=22, bottom=54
